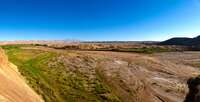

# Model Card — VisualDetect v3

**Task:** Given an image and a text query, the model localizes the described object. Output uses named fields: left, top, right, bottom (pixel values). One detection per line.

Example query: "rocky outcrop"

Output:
left=184, top=76, right=200, bottom=102
left=0, top=48, right=43, bottom=102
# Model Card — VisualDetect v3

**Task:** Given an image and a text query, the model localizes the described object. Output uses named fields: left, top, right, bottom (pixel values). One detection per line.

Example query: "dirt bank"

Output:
left=0, top=48, right=43, bottom=102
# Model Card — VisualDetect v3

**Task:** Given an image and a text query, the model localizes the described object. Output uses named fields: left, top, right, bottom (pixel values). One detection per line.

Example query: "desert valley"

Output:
left=1, top=36, right=200, bottom=102
left=1, top=0, right=200, bottom=102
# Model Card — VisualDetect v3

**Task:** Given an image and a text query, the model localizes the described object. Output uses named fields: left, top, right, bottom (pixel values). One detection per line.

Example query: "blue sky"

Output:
left=0, top=0, right=200, bottom=41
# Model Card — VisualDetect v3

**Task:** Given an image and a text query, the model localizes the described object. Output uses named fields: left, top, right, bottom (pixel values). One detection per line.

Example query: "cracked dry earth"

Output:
left=79, top=51, right=200, bottom=102
left=0, top=48, right=43, bottom=102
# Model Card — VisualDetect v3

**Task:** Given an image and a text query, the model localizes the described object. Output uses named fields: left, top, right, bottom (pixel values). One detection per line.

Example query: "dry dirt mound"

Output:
left=0, top=48, right=43, bottom=102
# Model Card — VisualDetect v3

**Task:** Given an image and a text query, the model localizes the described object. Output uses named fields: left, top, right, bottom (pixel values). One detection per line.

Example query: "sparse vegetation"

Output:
left=48, top=43, right=175, bottom=54
left=94, top=47, right=174, bottom=54
left=2, top=45, right=121, bottom=102
left=1, top=43, right=196, bottom=102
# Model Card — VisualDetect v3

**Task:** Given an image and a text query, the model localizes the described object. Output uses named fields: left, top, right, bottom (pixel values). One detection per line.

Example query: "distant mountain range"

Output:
left=0, top=40, right=80, bottom=45
left=160, top=35, right=200, bottom=46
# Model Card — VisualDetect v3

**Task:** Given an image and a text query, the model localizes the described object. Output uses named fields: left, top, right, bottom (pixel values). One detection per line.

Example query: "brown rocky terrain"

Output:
left=0, top=48, right=43, bottom=102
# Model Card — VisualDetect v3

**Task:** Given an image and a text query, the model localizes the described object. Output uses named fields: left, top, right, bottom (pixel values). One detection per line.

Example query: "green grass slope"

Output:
left=2, top=45, right=121, bottom=102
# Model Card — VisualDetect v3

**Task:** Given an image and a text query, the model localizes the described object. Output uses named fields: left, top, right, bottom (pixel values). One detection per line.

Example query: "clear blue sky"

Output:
left=0, top=0, right=200, bottom=41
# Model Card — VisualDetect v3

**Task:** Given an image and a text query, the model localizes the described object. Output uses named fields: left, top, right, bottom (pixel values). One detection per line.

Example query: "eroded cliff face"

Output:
left=0, top=48, right=43, bottom=102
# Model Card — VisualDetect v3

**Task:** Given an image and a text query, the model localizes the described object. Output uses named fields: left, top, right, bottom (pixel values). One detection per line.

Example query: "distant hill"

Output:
left=160, top=35, right=200, bottom=46
left=0, top=40, right=80, bottom=45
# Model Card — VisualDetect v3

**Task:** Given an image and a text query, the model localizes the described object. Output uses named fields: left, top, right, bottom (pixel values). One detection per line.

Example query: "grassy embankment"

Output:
left=1, top=45, right=121, bottom=102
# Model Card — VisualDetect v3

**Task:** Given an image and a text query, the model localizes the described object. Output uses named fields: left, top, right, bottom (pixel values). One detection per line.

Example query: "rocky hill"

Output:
left=0, top=48, right=43, bottom=102
left=160, top=35, right=200, bottom=46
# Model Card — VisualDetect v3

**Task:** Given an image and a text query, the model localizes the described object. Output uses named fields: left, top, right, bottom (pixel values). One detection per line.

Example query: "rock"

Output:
left=184, top=76, right=200, bottom=102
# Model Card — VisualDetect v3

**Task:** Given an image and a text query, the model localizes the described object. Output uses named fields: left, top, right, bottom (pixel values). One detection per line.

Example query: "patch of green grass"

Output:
left=94, top=70, right=121, bottom=102
left=0, top=44, right=34, bottom=50
left=2, top=45, right=122, bottom=102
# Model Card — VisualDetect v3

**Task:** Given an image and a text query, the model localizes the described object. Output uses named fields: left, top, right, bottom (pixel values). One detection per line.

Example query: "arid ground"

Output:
left=1, top=44, right=200, bottom=102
